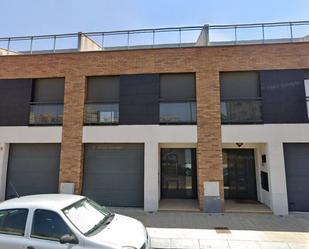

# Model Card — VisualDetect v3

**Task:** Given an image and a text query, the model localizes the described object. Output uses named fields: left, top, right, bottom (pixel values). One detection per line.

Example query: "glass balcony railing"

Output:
left=84, top=103, right=119, bottom=124
left=221, top=100, right=263, bottom=124
left=29, top=103, right=63, bottom=125
left=160, top=101, right=196, bottom=124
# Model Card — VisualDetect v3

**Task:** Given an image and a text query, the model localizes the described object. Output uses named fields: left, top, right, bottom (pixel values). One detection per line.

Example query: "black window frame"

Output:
left=30, top=209, right=76, bottom=242
left=0, top=208, right=29, bottom=237
left=85, top=76, right=120, bottom=125
left=29, top=78, right=65, bottom=126
left=220, top=71, right=264, bottom=124
left=305, top=79, right=309, bottom=120
left=159, top=73, right=197, bottom=125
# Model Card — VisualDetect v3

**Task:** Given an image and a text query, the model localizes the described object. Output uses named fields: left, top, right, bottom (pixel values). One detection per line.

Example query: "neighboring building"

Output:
left=0, top=21, right=309, bottom=215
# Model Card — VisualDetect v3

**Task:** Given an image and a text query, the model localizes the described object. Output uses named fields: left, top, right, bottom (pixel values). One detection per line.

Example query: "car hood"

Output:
left=90, top=214, right=146, bottom=249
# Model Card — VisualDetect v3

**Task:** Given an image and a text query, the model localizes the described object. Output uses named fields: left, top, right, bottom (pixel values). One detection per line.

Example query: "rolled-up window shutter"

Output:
left=32, top=78, right=64, bottom=102
left=87, top=76, right=120, bottom=102
left=220, top=72, right=260, bottom=99
left=160, top=73, right=195, bottom=100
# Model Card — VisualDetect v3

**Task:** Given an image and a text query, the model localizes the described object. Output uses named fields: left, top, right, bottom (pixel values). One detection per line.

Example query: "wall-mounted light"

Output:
left=236, top=142, right=244, bottom=148
left=262, top=154, right=267, bottom=163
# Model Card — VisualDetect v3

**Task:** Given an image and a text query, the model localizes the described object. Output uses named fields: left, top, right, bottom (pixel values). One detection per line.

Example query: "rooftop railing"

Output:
left=1, top=21, right=309, bottom=56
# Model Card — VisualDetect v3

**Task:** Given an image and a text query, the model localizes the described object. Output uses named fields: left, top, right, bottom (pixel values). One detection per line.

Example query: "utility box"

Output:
left=60, top=182, right=75, bottom=195
left=203, top=181, right=221, bottom=213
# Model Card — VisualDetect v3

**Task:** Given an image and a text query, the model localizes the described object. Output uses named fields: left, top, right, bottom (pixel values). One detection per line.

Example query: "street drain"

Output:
left=214, top=227, right=231, bottom=234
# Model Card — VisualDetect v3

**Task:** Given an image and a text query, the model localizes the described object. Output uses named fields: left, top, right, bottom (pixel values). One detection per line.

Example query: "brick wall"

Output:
left=1, top=42, right=309, bottom=210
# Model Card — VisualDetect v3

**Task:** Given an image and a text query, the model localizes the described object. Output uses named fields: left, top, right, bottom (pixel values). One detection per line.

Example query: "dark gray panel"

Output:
left=6, top=144, right=60, bottom=199
left=32, top=78, right=64, bottom=102
left=304, top=70, right=309, bottom=79
left=283, top=143, right=309, bottom=212
left=0, top=79, right=32, bottom=126
left=83, top=144, right=144, bottom=207
left=119, top=74, right=160, bottom=125
left=160, top=73, right=196, bottom=100
left=220, top=72, right=260, bottom=99
left=87, top=76, right=120, bottom=102
left=260, top=70, right=307, bottom=123
left=204, top=196, right=221, bottom=213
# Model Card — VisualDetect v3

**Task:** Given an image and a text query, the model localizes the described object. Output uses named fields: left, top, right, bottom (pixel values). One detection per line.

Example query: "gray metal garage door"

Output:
left=83, top=144, right=144, bottom=207
left=283, top=143, right=309, bottom=212
left=6, top=144, right=61, bottom=199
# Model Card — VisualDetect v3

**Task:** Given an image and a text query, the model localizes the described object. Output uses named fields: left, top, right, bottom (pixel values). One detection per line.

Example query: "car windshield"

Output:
left=63, top=198, right=113, bottom=235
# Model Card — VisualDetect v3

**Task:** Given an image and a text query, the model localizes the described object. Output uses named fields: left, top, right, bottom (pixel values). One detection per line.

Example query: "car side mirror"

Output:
left=59, top=234, right=78, bottom=244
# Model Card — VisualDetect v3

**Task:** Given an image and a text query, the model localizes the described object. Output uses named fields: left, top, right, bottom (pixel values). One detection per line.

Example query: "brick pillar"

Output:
left=59, top=75, right=86, bottom=194
left=196, top=71, right=224, bottom=211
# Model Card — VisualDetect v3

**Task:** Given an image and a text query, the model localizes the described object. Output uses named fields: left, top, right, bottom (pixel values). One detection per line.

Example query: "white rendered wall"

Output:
left=0, top=127, right=62, bottom=143
left=222, top=124, right=309, bottom=215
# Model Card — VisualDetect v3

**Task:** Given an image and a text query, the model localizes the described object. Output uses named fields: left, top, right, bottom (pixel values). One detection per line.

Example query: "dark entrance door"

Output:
left=223, top=149, right=257, bottom=200
left=161, top=148, right=197, bottom=199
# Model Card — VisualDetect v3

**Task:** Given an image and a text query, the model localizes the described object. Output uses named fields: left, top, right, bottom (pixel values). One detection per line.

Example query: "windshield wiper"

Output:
left=85, top=214, right=115, bottom=236
left=85, top=218, right=106, bottom=236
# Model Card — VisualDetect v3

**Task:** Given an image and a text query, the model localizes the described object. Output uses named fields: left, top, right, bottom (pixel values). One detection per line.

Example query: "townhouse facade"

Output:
left=0, top=21, right=309, bottom=215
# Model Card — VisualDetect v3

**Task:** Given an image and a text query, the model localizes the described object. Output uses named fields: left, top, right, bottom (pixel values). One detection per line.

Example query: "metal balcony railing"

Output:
left=29, top=103, right=63, bottom=125
left=1, top=21, right=309, bottom=56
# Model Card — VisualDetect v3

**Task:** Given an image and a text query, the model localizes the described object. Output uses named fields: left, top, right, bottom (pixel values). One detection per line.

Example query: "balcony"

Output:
left=160, top=101, right=196, bottom=124
left=221, top=100, right=263, bottom=124
left=29, top=103, right=63, bottom=125
left=84, top=103, right=119, bottom=125
left=1, top=21, right=309, bottom=56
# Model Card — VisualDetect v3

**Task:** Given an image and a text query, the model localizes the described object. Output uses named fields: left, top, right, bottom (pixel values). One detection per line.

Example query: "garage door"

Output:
left=6, top=144, right=61, bottom=199
left=83, top=144, right=144, bottom=207
left=283, top=143, right=309, bottom=212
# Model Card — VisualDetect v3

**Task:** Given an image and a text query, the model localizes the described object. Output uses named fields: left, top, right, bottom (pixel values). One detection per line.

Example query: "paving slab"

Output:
left=199, top=239, right=230, bottom=249
left=110, top=208, right=309, bottom=249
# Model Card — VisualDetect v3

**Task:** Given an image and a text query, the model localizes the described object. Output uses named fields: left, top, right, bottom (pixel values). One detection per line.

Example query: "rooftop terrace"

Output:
left=1, top=21, right=309, bottom=56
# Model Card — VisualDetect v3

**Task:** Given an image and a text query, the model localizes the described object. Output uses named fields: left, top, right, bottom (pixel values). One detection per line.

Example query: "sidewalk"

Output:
left=111, top=208, right=309, bottom=249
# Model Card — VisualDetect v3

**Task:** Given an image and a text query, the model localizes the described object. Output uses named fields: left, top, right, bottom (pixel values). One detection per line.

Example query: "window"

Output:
left=305, top=79, right=309, bottom=119
left=220, top=72, right=263, bottom=123
left=29, top=78, right=64, bottom=125
left=0, top=209, right=28, bottom=236
left=63, top=198, right=112, bottom=235
left=159, top=73, right=196, bottom=124
left=31, top=210, right=73, bottom=241
left=85, top=76, right=119, bottom=124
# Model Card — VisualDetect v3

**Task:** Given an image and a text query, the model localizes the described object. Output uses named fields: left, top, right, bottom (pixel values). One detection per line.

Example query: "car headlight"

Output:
left=122, top=246, right=137, bottom=249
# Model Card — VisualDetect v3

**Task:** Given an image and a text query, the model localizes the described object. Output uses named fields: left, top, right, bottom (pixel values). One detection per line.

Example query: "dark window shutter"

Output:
left=87, top=76, right=119, bottom=102
left=220, top=72, right=260, bottom=99
left=160, top=73, right=195, bottom=100
left=32, top=78, right=64, bottom=102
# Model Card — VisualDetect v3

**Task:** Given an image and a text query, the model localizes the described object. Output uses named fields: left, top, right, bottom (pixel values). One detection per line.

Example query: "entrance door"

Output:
left=161, top=148, right=197, bottom=199
left=223, top=149, right=257, bottom=200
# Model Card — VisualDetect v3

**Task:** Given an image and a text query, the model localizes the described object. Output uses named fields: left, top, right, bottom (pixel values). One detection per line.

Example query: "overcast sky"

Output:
left=1, top=0, right=309, bottom=36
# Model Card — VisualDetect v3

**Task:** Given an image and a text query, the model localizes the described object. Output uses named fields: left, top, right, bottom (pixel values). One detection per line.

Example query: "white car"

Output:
left=0, top=194, right=150, bottom=249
